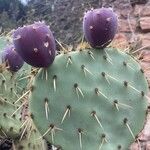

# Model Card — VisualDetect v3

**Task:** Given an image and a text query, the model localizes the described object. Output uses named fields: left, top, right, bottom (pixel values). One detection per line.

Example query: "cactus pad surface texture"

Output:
left=0, top=64, right=31, bottom=138
left=0, top=39, right=31, bottom=138
left=29, top=47, right=149, bottom=150
left=14, top=123, right=47, bottom=150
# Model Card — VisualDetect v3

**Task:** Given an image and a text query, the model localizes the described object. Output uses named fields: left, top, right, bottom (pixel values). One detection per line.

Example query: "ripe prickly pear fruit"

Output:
left=13, top=21, right=56, bottom=68
left=1, top=44, right=24, bottom=72
left=83, top=8, right=118, bottom=48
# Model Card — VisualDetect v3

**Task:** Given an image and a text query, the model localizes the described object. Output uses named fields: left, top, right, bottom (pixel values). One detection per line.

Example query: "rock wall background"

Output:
left=0, top=0, right=149, bottom=48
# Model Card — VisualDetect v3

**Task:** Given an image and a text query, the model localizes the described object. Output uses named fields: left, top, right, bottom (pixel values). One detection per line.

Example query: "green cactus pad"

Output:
left=29, top=48, right=149, bottom=150
left=0, top=36, right=32, bottom=138
left=0, top=65, right=31, bottom=138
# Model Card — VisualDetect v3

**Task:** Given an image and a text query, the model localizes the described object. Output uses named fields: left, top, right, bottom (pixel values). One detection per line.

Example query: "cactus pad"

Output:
left=0, top=63, right=31, bottom=138
left=14, top=123, right=47, bottom=150
left=29, top=48, right=148, bottom=150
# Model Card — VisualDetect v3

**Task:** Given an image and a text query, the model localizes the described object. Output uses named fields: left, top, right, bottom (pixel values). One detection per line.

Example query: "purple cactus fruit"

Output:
left=1, top=45, right=24, bottom=72
left=13, top=22, right=56, bottom=68
left=83, top=7, right=118, bottom=48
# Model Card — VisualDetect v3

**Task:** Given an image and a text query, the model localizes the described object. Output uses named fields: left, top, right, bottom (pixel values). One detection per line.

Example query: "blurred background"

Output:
left=0, top=0, right=149, bottom=47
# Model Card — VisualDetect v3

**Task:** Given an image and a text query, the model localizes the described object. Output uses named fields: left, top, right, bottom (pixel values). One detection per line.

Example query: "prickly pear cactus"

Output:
left=0, top=41, right=32, bottom=138
left=29, top=47, right=148, bottom=150
left=1, top=44, right=24, bottom=72
left=14, top=122, right=47, bottom=150
left=13, top=21, right=56, bottom=68
left=0, top=65, right=31, bottom=138
left=83, top=8, right=118, bottom=48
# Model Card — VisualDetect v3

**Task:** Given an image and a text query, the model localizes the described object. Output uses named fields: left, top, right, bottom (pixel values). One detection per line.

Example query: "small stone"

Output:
left=141, top=5, right=150, bottom=16
left=118, top=18, right=137, bottom=33
left=130, top=0, right=148, bottom=6
left=139, top=17, right=150, bottom=32
left=134, top=4, right=145, bottom=17
left=146, top=142, right=150, bottom=150
left=141, top=33, right=150, bottom=48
